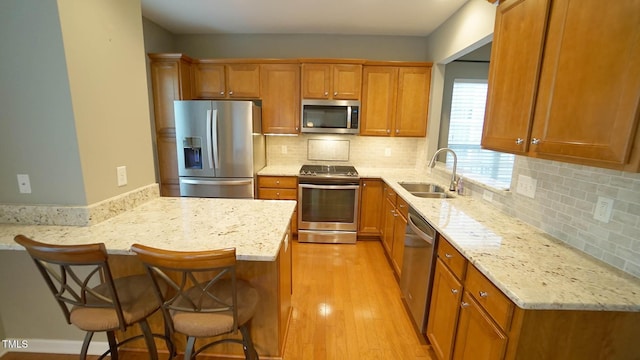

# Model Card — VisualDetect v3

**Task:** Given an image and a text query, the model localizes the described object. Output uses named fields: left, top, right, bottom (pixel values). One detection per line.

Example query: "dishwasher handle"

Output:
left=408, top=213, right=435, bottom=245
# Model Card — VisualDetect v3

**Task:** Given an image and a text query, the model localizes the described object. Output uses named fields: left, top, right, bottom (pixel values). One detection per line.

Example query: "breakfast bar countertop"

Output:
left=0, top=197, right=297, bottom=262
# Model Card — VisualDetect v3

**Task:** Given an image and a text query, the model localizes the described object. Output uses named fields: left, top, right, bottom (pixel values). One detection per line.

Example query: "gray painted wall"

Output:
left=174, top=33, right=430, bottom=61
left=0, top=0, right=85, bottom=206
left=0, top=0, right=156, bottom=206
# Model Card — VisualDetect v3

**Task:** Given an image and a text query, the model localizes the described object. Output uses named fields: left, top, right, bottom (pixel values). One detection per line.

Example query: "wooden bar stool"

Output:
left=130, top=243, right=259, bottom=360
left=14, top=234, right=172, bottom=360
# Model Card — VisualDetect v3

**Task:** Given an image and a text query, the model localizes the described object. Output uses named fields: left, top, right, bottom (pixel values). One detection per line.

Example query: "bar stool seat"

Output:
left=69, top=274, right=160, bottom=332
left=14, top=234, right=172, bottom=360
left=172, top=278, right=259, bottom=338
left=131, top=243, right=259, bottom=360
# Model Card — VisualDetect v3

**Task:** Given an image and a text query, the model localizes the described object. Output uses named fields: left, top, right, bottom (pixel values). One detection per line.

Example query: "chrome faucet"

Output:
left=428, top=148, right=458, bottom=191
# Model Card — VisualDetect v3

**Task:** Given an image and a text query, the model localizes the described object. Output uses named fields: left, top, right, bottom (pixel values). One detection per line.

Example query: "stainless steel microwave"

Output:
left=301, top=100, right=360, bottom=134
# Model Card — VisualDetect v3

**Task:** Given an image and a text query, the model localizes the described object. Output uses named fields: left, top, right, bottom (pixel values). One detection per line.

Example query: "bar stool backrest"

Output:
left=14, top=235, right=126, bottom=331
left=130, top=244, right=240, bottom=334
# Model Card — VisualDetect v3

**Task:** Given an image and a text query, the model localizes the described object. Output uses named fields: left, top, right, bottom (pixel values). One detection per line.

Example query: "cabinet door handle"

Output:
left=386, top=129, right=391, bottom=134
left=334, top=91, right=338, bottom=96
left=396, top=129, right=400, bottom=134
left=479, top=291, right=488, bottom=298
left=444, top=253, right=453, bottom=259
left=531, top=138, right=540, bottom=145
left=324, top=91, right=329, bottom=97
left=451, top=288, right=459, bottom=294
left=516, top=138, right=524, bottom=145
left=461, top=302, right=470, bottom=308
left=229, top=91, right=234, bottom=95
left=220, top=91, right=225, bottom=95
left=363, top=183, right=367, bottom=187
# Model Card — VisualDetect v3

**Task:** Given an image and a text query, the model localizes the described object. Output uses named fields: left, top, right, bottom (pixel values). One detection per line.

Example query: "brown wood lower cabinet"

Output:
left=358, top=178, right=383, bottom=237
left=427, top=258, right=464, bottom=360
left=453, top=292, right=508, bottom=360
left=380, top=185, right=407, bottom=277
left=257, top=175, right=298, bottom=235
left=427, top=237, right=640, bottom=360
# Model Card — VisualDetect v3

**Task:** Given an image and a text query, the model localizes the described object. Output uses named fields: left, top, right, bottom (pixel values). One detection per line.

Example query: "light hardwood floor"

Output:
left=1, top=240, right=435, bottom=360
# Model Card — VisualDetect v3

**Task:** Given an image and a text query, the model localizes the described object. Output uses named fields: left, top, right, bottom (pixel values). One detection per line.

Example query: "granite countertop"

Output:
left=257, top=165, right=640, bottom=311
left=0, top=197, right=297, bottom=262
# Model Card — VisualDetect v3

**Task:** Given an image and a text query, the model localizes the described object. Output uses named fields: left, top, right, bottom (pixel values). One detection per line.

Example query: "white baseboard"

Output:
left=1, top=339, right=109, bottom=355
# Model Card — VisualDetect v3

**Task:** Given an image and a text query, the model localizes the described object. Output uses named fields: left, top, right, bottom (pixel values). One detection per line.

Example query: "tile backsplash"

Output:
left=444, top=157, right=640, bottom=278
left=266, top=134, right=426, bottom=168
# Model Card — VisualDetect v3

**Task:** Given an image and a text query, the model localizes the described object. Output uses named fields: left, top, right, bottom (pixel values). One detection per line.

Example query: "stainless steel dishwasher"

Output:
left=400, top=207, right=438, bottom=335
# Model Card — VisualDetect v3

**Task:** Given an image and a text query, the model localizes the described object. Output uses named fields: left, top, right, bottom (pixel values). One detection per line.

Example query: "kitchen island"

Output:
left=0, top=197, right=296, bottom=359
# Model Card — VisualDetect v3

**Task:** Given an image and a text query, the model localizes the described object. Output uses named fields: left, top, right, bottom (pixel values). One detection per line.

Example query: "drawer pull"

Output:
left=444, top=253, right=453, bottom=259
left=451, top=288, right=458, bottom=294
left=276, top=180, right=280, bottom=184
left=479, top=291, right=488, bottom=298
left=461, top=302, right=470, bottom=309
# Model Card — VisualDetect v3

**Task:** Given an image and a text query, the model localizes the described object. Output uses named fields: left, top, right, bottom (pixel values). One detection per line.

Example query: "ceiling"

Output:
left=140, top=0, right=470, bottom=37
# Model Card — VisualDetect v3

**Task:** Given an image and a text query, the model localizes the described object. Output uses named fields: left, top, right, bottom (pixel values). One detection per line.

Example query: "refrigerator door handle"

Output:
left=205, top=110, right=214, bottom=170
left=211, top=109, right=220, bottom=170
left=180, top=179, right=253, bottom=186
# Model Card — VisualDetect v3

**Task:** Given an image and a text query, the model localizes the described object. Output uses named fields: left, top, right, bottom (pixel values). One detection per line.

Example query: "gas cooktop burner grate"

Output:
left=299, top=165, right=359, bottom=178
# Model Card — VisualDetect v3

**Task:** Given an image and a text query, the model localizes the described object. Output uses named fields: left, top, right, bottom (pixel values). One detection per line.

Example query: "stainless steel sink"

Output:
left=398, top=182, right=454, bottom=199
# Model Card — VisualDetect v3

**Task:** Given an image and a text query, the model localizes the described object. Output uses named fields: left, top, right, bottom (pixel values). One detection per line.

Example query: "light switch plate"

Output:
left=593, top=196, right=614, bottom=223
left=516, top=175, right=537, bottom=199
left=117, top=166, right=127, bottom=187
left=17, top=174, right=31, bottom=194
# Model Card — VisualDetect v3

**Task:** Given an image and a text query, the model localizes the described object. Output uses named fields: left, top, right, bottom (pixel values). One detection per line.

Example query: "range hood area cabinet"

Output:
left=301, top=61, right=363, bottom=100
left=360, top=63, right=432, bottom=137
left=482, top=0, right=640, bottom=172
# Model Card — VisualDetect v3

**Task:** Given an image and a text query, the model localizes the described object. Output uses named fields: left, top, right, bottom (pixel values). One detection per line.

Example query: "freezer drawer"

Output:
left=179, top=177, right=255, bottom=198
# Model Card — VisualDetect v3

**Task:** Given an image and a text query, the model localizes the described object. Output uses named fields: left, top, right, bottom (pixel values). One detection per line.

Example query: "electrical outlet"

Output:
left=117, top=166, right=127, bottom=187
left=593, top=196, right=614, bottom=223
left=17, top=174, right=31, bottom=194
left=384, top=148, right=392, bottom=157
left=516, top=175, right=537, bottom=199
left=281, top=145, right=288, bottom=154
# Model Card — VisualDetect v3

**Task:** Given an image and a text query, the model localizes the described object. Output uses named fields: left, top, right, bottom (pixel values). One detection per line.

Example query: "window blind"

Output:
left=446, top=79, right=514, bottom=189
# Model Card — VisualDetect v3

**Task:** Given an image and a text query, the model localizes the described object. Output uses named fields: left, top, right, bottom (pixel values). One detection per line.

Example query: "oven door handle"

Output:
left=299, top=184, right=360, bottom=190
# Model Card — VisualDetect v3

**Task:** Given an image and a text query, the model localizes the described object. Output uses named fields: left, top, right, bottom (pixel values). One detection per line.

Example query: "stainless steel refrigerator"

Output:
left=174, top=100, right=265, bottom=198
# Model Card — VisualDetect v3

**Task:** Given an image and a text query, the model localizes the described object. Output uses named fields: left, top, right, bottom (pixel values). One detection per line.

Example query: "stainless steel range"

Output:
left=298, top=165, right=360, bottom=244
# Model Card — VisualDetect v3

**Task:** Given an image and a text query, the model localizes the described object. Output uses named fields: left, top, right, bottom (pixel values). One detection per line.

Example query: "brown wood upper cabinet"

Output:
left=360, top=64, right=432, bottom=137
left=261, top=63, right=300, bottom=134
left=192, top=61, right=260, bottom=99
left=301, top=62, right=362, bottom=100
left=482, top=0, right=640, bottom=172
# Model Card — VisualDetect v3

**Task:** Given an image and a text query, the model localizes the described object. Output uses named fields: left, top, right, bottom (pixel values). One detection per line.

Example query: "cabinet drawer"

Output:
left=465, top=265, right=514, bottom=332
left=384, top=186, right=397, bottom=205
left=396, top=197, right=408, bottom=219
left=437, top=237, right=467, bottom=280
left=258, top=176, right=297, bottom=189
left=258, top=188, right=297, bottom=200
